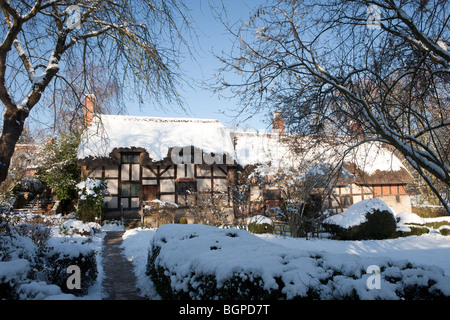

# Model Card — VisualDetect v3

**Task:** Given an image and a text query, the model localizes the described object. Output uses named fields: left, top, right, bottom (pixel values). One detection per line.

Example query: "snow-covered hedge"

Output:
left=0, top=216, right=98, bottom=299
left=395, top=212, right=429, bottom=236
left=322, top=199, right=397, bottom=240
left=43, top=248, right=97, bottom=296
left=146, top=224, right=450, bottom=300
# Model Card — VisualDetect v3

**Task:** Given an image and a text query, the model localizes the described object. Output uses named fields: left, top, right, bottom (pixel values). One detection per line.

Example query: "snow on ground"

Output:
left=257, top=233, right=450, bottom=277
left=119, top=223, right=450, bottom=299
left=99, top=217, right=450, bottom=299
left=121, top=228, right=158, bottom=299
left=144, top=224, right=450, bottom=299
left=3, top=213, right=450, bottom=300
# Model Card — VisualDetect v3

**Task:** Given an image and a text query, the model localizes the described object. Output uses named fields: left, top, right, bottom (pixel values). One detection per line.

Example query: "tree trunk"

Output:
left=0, top=107, right=28, bottom=183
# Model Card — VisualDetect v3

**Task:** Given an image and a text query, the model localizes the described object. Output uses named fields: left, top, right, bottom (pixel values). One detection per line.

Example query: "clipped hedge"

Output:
left=395, top=225, right=430, bottom=237
left=322, top=199, right=398, bottom=240
left=147, top=245, right=283, bottom=300
left=323, top=209, right=397, bottom=240
left=145, top=224, right=450, bottom=300
left=44, top=250, right=98, bottom=296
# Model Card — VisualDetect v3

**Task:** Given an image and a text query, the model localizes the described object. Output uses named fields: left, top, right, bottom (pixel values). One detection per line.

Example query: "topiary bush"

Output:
left=322, top=199, right=397, bottom=240
left=247, top=222, right=274, bottom=234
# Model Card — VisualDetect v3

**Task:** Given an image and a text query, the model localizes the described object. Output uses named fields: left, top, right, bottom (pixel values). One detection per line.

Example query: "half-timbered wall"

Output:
left=85, top=149, right=232, bottom=212
left=328, top=183, right=411, bottom=213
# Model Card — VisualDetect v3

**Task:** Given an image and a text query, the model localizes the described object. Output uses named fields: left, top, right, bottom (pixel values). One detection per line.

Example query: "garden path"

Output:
left=102, top=231, right=146, bottom=300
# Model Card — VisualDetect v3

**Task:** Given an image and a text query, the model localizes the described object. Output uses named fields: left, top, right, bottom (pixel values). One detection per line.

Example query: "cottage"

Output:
left=231, top=124, right=413, bottom=215
left=77, top=111, right=237, bottom=223
left=77, top=100, right=413, bottom=224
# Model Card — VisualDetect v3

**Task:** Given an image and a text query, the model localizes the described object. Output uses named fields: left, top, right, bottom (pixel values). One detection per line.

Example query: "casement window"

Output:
left=175, top=178, right=197, bottom=195
left=342, top=195, right=352, bottom=207
left=373, top=184, right=407, bottom=196
left=121, top=183, right=139, bottom=197
left=120, top=152, right=141, bottom=208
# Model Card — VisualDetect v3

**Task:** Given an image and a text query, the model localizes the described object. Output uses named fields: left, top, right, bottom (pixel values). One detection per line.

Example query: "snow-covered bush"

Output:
left=0, top=215, right=98, bottom=299
left=395, top=212, right=429, bottom=237
left=322, top=199, right=397, bottom=240
left=396, top=212, right=426, bottom=226
left=44, top=249, right=97, bottom=296
left=14, top=222, right=51, bottom=249
left=247, top=215, right=273, bottom=234
left=1, top=217, right=47, bottom=299
left=59, top=219, right=101, bottom=236
left=146, top=224, right=450, bottom=300
left=0, top=259, right=30, bottom=299
left=76, top=178, right=108, bottom=223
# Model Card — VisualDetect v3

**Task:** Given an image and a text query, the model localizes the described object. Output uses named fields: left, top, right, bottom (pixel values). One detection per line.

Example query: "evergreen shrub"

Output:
left=247, top=222, right=274, bottom=234
left=44, top=250, right=98, bottom=296
left=179, top=217, right=188, bottom=224
left=323, top=209, right=397, bottom=240
left=76, top=178, right=108, bottom=223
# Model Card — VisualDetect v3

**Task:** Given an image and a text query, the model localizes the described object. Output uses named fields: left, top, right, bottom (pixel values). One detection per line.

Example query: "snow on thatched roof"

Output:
left=77, top=114, right=236, bottom=162
left=78, top=115, right=411, bottom=184
left=231, top=131, right=411, bottom=183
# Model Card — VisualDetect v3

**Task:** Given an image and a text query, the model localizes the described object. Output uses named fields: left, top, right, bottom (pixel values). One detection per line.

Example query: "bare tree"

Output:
left=186, top=190, right=230, bottom=226
left=215, top=0, right=450, bottom=212
left=48, top=63, right=122, bottom=135
left=0, top=0, right=192, bottom=184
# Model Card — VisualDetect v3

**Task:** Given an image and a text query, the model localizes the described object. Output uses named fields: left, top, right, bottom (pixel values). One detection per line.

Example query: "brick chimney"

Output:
left=83, top=94, right=95, bottom=129
left=272, top=111, right=285, bottom=134
left=349, top=121, right=364, bottom=140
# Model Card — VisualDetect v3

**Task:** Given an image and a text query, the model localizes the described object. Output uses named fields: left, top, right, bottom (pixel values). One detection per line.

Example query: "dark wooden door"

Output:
left=142, top=185, right=157, bottom=202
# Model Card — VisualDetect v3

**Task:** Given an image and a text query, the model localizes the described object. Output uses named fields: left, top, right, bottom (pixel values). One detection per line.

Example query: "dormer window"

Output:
left=121, top=152, right=140, bottom=164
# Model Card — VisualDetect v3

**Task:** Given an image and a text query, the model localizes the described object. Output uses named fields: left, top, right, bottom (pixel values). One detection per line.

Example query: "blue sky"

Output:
left=126, top=0, right=270, bottom=131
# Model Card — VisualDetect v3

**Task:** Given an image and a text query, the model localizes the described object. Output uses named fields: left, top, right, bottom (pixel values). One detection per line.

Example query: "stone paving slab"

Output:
left=102, top=231, right=146, bottom=300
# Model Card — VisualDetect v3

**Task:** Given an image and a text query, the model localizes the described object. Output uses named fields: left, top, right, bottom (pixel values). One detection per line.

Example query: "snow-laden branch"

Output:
left=393, top=6, right=450, bottom=64
left=216, top=0, right=449, bottom=211
left=13, top=39, right=36, bottom=83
